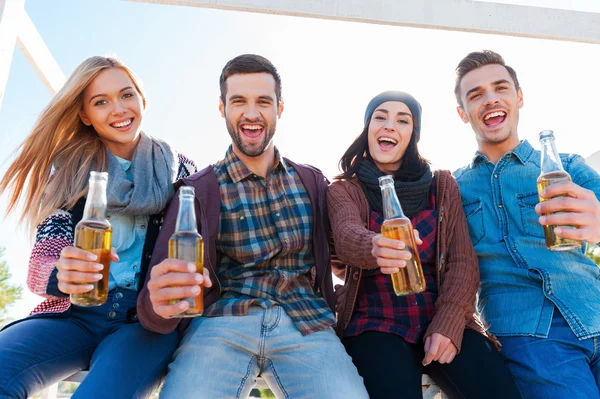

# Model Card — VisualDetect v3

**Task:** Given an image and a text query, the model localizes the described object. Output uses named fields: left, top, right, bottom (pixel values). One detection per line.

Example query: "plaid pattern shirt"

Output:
left=204, top=146, right=336, bottom=335
left=344, top=180, right=438, bottom=343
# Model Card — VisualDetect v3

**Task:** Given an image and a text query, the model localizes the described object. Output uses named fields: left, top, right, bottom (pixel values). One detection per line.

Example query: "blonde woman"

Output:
left=0, top=56, right=197, bottom=398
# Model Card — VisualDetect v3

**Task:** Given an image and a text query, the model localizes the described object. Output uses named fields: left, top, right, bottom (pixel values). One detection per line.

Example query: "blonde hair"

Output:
left=0, top=56, right=147, bottom=232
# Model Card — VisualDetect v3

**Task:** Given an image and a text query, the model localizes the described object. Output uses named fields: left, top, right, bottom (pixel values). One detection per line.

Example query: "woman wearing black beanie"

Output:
left=328, top=91, right=522, bottom=398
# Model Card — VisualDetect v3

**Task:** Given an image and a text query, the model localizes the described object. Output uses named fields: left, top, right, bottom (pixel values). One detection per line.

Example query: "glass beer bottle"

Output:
left=537, top=130, right=581, bottom=251
left=71, top=171, right=113, bottom=306
left=378, top=175, right=425, bottom=295
left=169, top=186, right=204, bottom=317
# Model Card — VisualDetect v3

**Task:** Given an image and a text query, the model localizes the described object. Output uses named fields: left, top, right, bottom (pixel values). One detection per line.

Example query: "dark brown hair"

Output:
left=219, top=54, right=282, bottom=104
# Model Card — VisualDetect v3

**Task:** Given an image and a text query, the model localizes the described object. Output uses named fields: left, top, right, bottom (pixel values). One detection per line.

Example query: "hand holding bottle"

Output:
left=371, top=230, right=423, bottom=274
left=536, top=181, right=600, bottom=244
left=147, top=259, right=212, bottom=319
left=56, top=246, right=118, bottom=295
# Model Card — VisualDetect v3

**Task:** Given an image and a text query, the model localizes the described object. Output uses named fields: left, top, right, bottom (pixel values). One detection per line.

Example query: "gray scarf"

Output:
left=106, top=132, right=177, bottom=216
left=356, top=159, right=432, bottom=218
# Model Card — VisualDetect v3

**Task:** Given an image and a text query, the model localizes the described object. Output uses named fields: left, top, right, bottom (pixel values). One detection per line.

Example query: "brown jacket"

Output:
left=328, top=170, right=497, bottom=351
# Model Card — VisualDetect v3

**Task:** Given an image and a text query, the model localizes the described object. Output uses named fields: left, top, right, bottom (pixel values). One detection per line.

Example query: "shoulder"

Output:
left=452, top=164, right=472, bottom=181
left=284, top=158, right=329, bottom=185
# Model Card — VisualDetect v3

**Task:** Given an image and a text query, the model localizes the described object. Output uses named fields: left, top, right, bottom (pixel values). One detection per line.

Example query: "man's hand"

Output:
left=536, top=181, right=600, bottom=244
left=147, top=258, right=212, bottom=319
left=423, top=333, right=457, bottom=366
left=371, top=230, right=422, bottom=274
left=56, top=246, right=118, bottom=294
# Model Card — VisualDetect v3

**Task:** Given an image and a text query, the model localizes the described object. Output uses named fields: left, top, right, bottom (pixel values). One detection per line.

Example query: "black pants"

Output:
left=343, top=329, right=522, bottom=399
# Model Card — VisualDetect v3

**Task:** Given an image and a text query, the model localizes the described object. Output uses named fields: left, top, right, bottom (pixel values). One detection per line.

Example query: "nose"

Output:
left=244, top=103, right=260, bottom=120
left=111, top=100, right=127, bottom=116
left=384, top=118, right=396, bottom=131
left=483, top=91, right=500, bottom=107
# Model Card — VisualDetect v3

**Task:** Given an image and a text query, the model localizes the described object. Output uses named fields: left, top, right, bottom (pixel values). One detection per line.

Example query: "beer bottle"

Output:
left=537, top=130, right=581, bottom=251
left=169, top=186, right=204, bottom=317
left=71, top=171, right=113, bottom=306
left=378, top=175, right=425, bottom=295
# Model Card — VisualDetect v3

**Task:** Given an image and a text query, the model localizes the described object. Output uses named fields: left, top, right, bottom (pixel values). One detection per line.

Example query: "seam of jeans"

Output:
left=264, top=358, right=289, bottom=399
left=236, top=355, right=258, bottom=399
left=591, top=336, right=599, bottom=365
left=4, top=344, right=98, bottom=395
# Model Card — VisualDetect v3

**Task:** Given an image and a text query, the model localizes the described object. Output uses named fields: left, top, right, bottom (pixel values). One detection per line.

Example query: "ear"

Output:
left=277, top=98, right=284, bottom=119
left=517, top=88, right=524, bottom=109
left=456, top=106, right=469, bottom=124
left=219, top=97, right=225, bottom=118
left=79, top=109, right=92, bottom=126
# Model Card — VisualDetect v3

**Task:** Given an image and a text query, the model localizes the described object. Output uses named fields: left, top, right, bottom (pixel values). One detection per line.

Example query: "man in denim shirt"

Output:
left=452, top=50, right=600, bottom=398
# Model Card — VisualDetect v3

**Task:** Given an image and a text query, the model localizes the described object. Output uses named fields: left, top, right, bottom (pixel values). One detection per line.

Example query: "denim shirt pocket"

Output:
left=517, top=192, right=545, bottom=238
left=463, top=198, right=485, bottom=245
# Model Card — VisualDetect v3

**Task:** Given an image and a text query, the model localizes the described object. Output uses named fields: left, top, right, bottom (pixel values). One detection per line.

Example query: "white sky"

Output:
left=1, top=0, right=599, bottom=320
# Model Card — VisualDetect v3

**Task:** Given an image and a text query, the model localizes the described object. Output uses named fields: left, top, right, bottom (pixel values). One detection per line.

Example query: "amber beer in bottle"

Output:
left=378, top=175, right=425, bottom=295
left=71, top=171, right=113, bottom=306
left=169, top=186, right=204, bottom=317
left=537, top=130, right=581, bottom=251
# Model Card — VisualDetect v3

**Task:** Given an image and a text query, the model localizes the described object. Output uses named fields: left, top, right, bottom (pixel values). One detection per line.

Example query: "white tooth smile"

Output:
left=484, top=111, right=505, bottom=120
left=112, top=119, right=132, bottom=128
left=242, top=125, right=262, bottom=130
left=378, top=137, right=398, bottom=144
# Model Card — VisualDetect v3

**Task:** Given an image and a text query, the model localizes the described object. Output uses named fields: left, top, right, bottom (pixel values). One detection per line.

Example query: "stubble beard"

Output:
left=226, top=117, right=276, bottom=158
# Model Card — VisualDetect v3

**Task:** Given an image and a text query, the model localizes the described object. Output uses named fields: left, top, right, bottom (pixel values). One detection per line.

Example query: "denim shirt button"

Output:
left=112, top=303, right=119, bottom=309
left=547, top=290, right=552, bottom=295
left=108, top=311, right=116, bottom=318
left=498, top=204, right=503, bottom=208
left=494, top=174, right=498, bottom=178
left=115, top=292, right=123, bottom=299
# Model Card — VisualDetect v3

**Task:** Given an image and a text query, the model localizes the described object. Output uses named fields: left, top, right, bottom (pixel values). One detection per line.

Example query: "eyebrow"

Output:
left=88, top=86, right=133, bottom=104
left=465, top=79, right=512, bottom=99
left=228, top=94, right=275, bottom=102
left=374, top=108, right=412, bottom=118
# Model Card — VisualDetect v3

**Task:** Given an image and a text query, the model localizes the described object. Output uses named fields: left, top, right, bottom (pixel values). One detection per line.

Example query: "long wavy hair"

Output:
left=335, top=115, right=429, bottom=182
left=0, top=56, right=146, bottom=232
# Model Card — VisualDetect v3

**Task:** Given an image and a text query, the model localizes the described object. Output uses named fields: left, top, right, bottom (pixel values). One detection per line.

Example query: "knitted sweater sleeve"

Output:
left=423, top=174, right=479, bottom=352
left=327, top=181, right=379, bottom=270
left=27, top=210, right=73, bottom=299
left=177, top=153, right=198, bottom=179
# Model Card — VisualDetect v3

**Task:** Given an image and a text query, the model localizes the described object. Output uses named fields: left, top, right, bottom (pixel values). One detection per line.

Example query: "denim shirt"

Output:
left=454, top=140, right=600, bottom=339
left=107, top=157, right=149, bottom=292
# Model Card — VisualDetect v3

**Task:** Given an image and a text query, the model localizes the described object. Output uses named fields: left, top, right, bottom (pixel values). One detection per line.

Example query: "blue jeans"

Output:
left=498, top=310, right=600, bottom=399
left=160, top=306, right=369, bottom=399
left=0, top=289, right=179, bottom=399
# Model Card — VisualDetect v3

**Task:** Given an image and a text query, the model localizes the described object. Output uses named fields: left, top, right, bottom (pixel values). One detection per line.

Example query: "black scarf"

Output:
left=356, top=159, right=433, bottom=218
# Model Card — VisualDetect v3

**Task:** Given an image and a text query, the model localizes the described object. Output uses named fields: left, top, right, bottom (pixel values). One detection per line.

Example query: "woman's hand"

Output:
left=423, top=333, right=458, bottom=366
left=371, top=230, right=422, bottom=274
left=56, top=246, right=118, bottom=294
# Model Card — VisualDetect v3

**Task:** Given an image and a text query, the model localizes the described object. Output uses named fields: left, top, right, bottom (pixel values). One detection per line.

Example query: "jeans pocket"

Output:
left=463, top=198, right=485, bottom=245
left=518, top=192, right=545, bottom=238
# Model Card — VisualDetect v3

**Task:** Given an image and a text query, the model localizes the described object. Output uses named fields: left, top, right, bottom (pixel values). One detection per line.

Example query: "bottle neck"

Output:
left=539, top=137, right=565, bottom=175
left=175, top=197, right=198, bottom=232
left=380, top=183, right=406, bottom=220
left=83, top=181, right=108, bottom=220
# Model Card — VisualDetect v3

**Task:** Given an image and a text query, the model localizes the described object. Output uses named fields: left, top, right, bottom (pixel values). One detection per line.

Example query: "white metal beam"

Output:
left=0, top=0, right=64, bottom=111
left=124, top=0, right=600, bottom=44
left=0, top=0, right=22, bottom=109
left=16, top=10, right=65, bottom=96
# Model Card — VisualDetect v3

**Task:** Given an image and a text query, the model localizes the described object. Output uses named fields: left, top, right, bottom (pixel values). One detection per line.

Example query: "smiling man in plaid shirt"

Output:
left=137, top=54, right=368, bottom=398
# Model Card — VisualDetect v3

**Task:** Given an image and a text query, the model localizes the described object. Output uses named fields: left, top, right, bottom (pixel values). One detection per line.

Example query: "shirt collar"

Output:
left=470, top=140, right=534, bottom=168
left=223, top=145, right=287, bottom=183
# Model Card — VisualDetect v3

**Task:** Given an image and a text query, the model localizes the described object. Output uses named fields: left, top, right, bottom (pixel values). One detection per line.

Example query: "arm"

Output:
left=423, top=175, right=479, bottom=353
left=27, top=210, right=73, bottom=299
left=327, top=181, right=378, bottom=269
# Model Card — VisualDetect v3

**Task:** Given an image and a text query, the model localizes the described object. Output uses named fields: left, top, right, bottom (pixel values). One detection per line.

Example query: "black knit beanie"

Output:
left=363, top=91, right=422, bottom=142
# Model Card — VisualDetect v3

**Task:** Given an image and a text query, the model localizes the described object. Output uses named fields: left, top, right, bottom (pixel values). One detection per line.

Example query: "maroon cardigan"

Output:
left=327, top=170, right=497, bottom=351
left=137, top=160, right=335, bottom=334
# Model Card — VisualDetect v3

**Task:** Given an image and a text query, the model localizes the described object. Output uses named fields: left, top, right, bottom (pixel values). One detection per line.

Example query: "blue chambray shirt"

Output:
left=107, top=157, right=148, bottom=292
left=454, top=140, right=600, bottom=339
